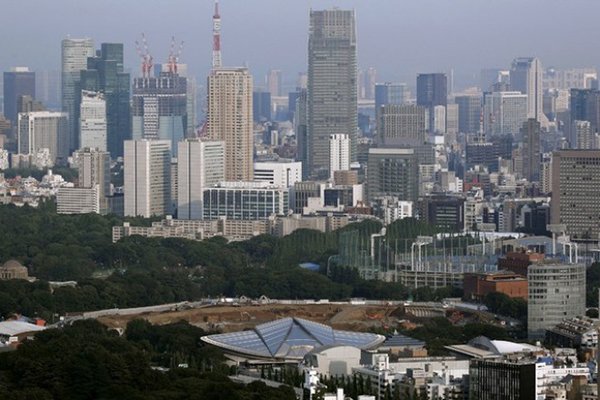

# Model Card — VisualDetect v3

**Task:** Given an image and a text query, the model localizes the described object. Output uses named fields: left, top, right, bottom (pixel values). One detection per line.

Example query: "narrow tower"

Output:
left=212, top=1, right=222, bottom=68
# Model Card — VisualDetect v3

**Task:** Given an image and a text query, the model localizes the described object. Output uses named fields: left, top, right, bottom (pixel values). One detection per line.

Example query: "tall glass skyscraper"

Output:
left=3, top=67, right=36, bottom=126
left=61, top=38, right=95, bottom=153
left=80, top=43, right=130, bottom=157
left=307, top=9, right=357, bottom=179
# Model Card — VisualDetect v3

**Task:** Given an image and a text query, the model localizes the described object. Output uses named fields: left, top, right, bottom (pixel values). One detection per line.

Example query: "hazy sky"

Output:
left=2, top=0, right=599, bottom=90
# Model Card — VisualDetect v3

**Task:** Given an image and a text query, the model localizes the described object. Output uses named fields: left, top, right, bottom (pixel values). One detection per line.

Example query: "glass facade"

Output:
left=201, top=317, right=385, bottom=360
left=202, top=185, right=289, bottom=220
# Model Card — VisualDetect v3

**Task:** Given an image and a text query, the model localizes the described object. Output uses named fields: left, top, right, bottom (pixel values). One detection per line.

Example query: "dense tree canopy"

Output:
left=0, top=320, right=296, bottom=400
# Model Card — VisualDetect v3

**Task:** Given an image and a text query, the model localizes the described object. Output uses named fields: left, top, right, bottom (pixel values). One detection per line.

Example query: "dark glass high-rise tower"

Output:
left=307, top=9, right=357, bottom=179
left=80, top=43, right=130, bottom=157
left=416, top=73, right=447, bottom=109
left=3, top=67, right=36, bottom=127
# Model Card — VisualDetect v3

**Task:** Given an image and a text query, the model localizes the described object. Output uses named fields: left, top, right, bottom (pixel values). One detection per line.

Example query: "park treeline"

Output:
left=0, top=318, right=296, bottom=400
left=0, top=203, right=471, bottom=320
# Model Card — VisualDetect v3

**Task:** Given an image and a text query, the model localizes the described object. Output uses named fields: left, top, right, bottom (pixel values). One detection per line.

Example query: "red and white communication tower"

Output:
left=212, top=1, right=222, bottom=68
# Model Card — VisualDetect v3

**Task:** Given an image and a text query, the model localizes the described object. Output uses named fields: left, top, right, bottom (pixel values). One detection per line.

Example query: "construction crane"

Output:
left=134, top=33, right=153, bottom=78
left=167, top=36, right=184, bottom=74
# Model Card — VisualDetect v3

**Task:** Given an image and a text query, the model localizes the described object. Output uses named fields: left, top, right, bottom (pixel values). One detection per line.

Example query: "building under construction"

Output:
left=131, top=35, right=188, bottom=156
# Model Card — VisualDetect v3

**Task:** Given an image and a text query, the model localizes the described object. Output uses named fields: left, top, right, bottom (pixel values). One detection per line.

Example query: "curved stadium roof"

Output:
left=201, top=317, right=386, bottom=361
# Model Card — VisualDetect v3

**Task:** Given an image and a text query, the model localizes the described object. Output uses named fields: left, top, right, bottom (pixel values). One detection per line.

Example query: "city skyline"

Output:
left=1, top=0, right=600, bottom=90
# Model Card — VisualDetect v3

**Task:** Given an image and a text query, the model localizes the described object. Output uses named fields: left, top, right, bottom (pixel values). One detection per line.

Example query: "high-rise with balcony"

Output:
left=61, top=38, right=94, bottom=153
left=207, top=67, right=253, bottom=181
left=307, top=9, right=357, bottom=179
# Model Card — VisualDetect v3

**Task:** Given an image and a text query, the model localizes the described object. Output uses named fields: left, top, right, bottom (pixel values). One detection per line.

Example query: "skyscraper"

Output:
left=177, top=139, right=225, bottom=220
left=295, top=88, right=308, bottom=178
left=374, top=82, right=408, bottom=113
left=329, top=134, right=350, bottom=180
left=479, top=68, right=510, bottom=92
left=359, top=67, right=377, bottom=100
left=17, top=111, right=69, bottom=165
left=252, top=89, right=271, bottom=122
left=3, top=67, right=35, bottom=126
left=483, top=91, right=528, bottom=137
left=551, top=149, right=600, bottom=240
left=267, top=69, right=282, bottom=97
left=455, top=95, right=482, bottom=134
left=510, top=57, right=544, bottom=123
left=416, top=73, right=447, bottom=131
left=207, top=68, right=253, bottom=181
left=79, top=91, right=106, bottom=151
left=132, top=71, right=187, bottom=156
left=569, top=89, right=600, bottom=137
left=307, top=9, right=357, bottom=179
left=521, top=119, right=541, bottom=182
left=124, top=139, right=172, bottom=217
left=377, top=104, right=427, bottom=146
left=61, top=38, right=95, bottom=153
left=80, top=43, right=130, bottom=157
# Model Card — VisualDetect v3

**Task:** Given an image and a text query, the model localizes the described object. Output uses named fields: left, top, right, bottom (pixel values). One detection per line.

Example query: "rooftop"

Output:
left=201, top=317, right=385, bottom=361
left=0, top=320, right=45, bottom=337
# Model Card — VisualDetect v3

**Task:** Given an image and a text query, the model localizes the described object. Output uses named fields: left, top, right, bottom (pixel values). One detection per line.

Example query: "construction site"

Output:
left=96, top=300, right=508, bottom=334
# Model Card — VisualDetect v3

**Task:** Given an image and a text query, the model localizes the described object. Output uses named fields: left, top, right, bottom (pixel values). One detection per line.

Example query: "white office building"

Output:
left=433, top=105, right=446, bottom=134
left=511, top=57, right=544, bottom=122
left=17, top=111, right=69, bottom=166
left=177, top=139, right=225, bottom=220
left=483, top=92, right=528, bottom=137
left=79, top=90, right=107, bottom=151
left=57, top=185, right=100, bottom=214
left=124, top=139, right=172, bottom=217
left=254, top=160, right=302, bottom=188
left=329, top=133, right=350, bottom=180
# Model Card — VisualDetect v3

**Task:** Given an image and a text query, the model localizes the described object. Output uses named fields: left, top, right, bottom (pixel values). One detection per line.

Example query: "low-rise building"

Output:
left=463, top=270, right=528, bottom=301
left=0, top=260, right=29, bottom=280
left=545, top=317, right=600, bottom=349
left=203, top=181, right=289, bottom=220
left=0, top=320, right=45, bottom=347
left=56, top=185, right=100, bottom=214
left=112, top=216, right=271, bottom=243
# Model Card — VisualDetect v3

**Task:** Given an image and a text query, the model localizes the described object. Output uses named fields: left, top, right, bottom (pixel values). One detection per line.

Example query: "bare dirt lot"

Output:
left=97, top=303, right=402, bottom=333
